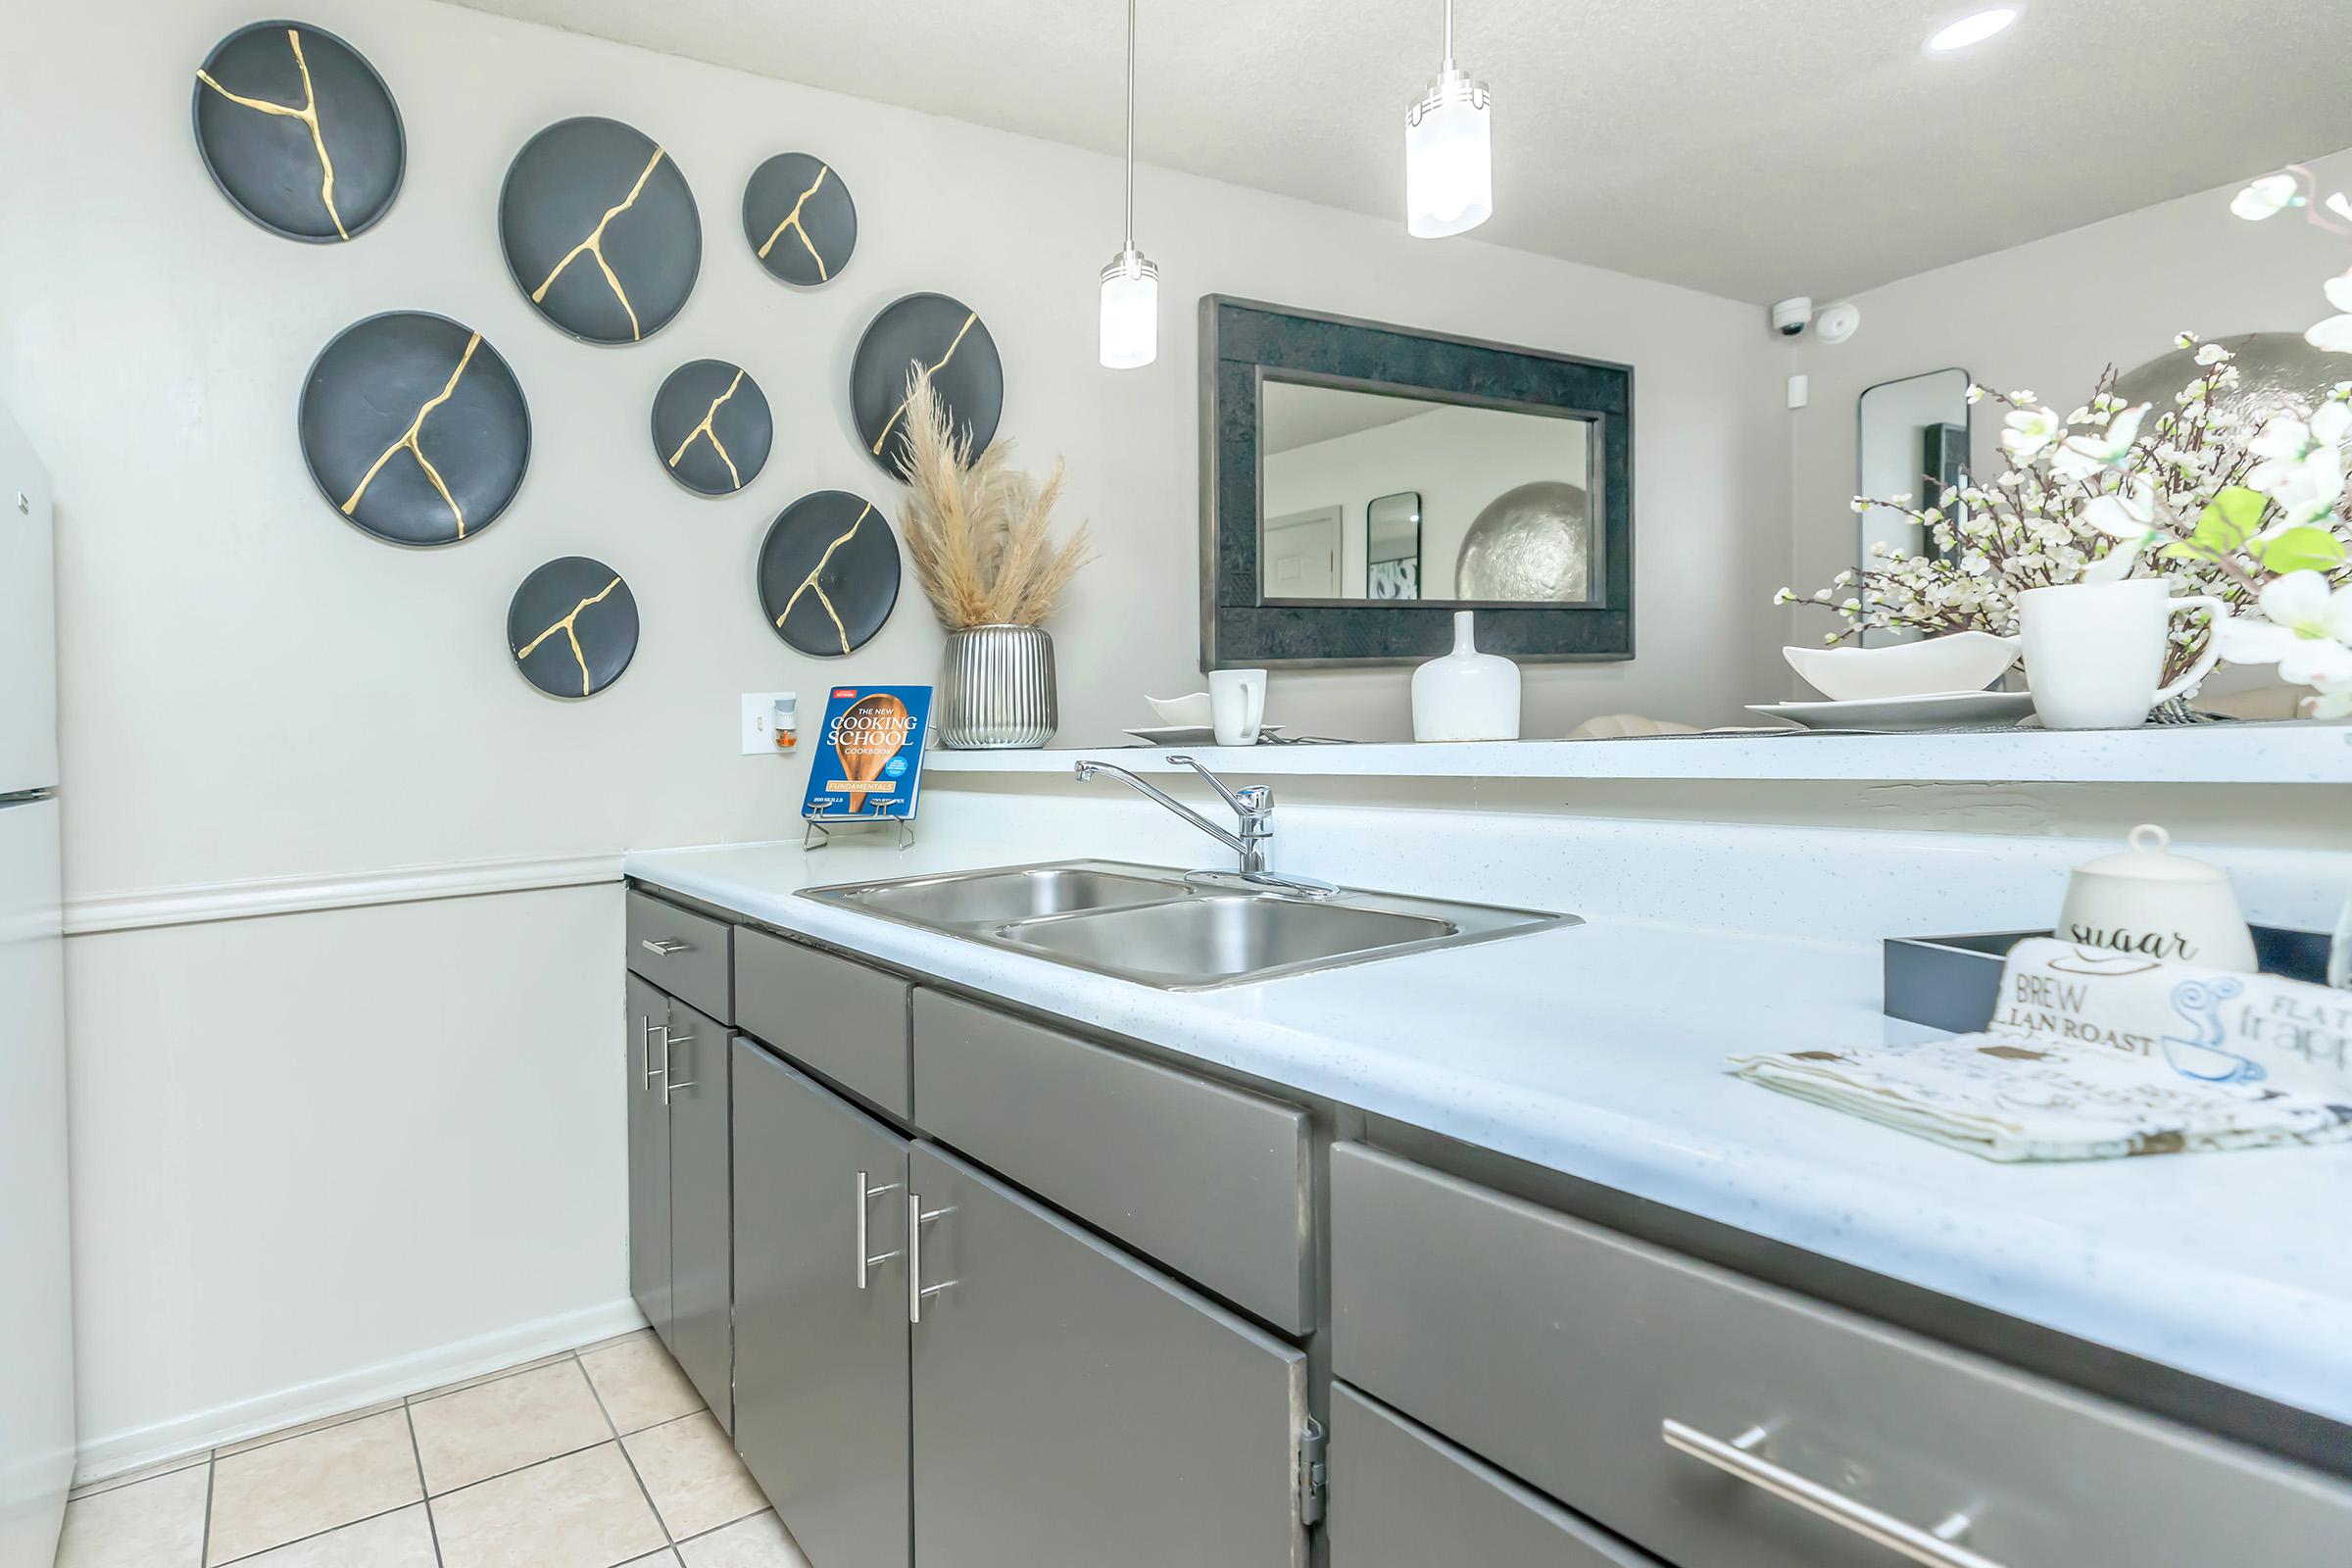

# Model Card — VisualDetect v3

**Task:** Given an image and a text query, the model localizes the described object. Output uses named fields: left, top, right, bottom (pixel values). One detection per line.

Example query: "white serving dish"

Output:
left=1783, top=632, right=2021, bottom=702
left=1146, top=692, right=1214, bottom=727
left=1123, top=724, right=1287, bottom=747
left=1747, top=691, right=2035, bottom=732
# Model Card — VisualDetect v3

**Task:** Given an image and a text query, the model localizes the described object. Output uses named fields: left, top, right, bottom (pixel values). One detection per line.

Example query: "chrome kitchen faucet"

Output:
left=1073, top=755, right=1335, bottom=898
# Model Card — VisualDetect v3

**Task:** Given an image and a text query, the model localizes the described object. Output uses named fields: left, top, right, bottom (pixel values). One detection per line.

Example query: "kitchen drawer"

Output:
left=911, top=991, right=1311, bottom=1332
left=735, top=925, right=911, bottom=1118
left=625, top=889, right=732, bottom=1023
left=1327, top=1384, right=1661, bottom=1567
left=1330, top=1143, right=2352, bottom=1568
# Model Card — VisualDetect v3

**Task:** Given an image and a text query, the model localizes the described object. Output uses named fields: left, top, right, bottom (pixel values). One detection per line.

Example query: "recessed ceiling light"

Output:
left=1926, top=7, right=2019, bottom=52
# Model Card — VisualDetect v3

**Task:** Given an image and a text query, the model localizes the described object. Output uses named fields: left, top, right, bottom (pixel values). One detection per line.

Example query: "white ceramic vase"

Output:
left=1412, top=612, right=1521, bottom=741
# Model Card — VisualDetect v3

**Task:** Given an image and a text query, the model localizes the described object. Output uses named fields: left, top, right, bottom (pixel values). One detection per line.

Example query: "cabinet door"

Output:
left=908, top=1144, right=1309, bottom=1568
left=624, top=974, right=671, bottom=1343
left=735, top=1041, right=911, bottom=1568
left=666, top=997, right=733, bottom=1430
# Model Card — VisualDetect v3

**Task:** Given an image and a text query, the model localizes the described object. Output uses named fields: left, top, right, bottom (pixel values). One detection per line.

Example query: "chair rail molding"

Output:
left=64, top=851, right=625, bottom=936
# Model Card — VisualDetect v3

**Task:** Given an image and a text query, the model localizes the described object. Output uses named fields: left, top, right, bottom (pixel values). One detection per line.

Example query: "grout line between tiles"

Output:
left=205, top=1501, right=422, bottom=1568
left=580, top=1348, right=681, bottom=1548
left=402, top=1402, right=448, bottom=1568
left=198, top=1452, right=215, bottom=1568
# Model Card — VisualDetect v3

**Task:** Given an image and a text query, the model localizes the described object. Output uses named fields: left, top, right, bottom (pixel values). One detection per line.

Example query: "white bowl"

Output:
left=1783, top=632, right=2021, bottom=702
left=1146, top=692, right=1213, bottom=727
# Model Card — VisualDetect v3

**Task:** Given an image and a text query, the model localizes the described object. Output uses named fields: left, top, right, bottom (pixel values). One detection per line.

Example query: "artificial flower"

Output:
left=2081, top=478, right=2157, bottom=542
left=2000, top=406, right=2063, bottom=461
left=2230, top=173, right=2299, bottom=221
left=2308, top=270, right=2352, bottom=355
left=2051, top=404, right=2149, bottom=481
left=2214, top=571, right=2352, bottom=686
left=2310, top=676, right=2352, bottom=720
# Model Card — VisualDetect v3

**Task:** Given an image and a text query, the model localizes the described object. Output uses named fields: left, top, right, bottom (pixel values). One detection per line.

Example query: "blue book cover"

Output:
left=802, top=685, right=933, bottom=821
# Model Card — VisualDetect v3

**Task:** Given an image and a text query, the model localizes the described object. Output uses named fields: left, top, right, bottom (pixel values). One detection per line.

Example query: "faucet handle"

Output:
left=1163, top=754, right=1262, bottom=817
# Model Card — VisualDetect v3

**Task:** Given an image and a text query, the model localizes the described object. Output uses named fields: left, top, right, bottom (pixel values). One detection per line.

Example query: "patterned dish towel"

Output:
left=1731, top=938, right=2352, bottom=1162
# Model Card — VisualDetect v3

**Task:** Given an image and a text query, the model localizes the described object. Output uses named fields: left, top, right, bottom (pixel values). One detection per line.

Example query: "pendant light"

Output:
left=1099, top=0, right=1158, bottom=368
left=1404, top=0, right=1493, bottom=238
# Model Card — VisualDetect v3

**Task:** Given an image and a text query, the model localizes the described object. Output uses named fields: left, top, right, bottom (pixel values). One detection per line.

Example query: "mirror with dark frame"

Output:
left=1201, top=296, right=1633, bottom=668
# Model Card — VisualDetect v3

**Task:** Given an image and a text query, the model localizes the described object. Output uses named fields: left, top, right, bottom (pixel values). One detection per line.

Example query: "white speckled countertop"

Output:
left=626, top=794, right=2352, bottom=1432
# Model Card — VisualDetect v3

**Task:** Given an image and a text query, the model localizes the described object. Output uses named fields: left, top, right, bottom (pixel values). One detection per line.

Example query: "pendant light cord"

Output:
left=1123, top=0, right=1138, bottom=250
left=1442, top=0, right=1455, bottom=71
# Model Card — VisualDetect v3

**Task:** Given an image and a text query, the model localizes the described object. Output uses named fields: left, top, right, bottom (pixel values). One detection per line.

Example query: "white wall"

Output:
left=0, top=0, right=1787, bottom=1466
left=1787, top=147, right=2352, bottom=663
left=1263, top=405, right=1592, bottom=600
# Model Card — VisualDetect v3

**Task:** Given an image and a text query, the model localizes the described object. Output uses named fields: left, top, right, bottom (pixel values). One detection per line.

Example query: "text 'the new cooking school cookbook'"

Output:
left=803, top=686, right=933, bottom=822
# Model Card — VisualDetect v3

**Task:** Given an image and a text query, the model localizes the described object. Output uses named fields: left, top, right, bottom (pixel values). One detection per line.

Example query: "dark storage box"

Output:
left=1883, top=927, right=2333, bottom=1034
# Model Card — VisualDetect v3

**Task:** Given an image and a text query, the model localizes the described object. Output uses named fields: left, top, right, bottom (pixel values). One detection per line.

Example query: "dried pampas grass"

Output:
left=896, top=372, right=1091, bottom=629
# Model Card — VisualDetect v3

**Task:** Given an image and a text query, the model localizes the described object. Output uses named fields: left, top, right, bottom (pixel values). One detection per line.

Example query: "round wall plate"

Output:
left=193, top=21, right=404, bottom=242
left=757, top=490, right=901, bottom=657
left=299, top=311, right=530, bottom=547
left=509, top=557, right=638, bottom=699
left=741, top=152, right=857, bottom=286
left=850, top=292, right=1002, bottom=477
left=500, top=116, right=700, bottom=345
left=651, top=360, right=772, bottom=496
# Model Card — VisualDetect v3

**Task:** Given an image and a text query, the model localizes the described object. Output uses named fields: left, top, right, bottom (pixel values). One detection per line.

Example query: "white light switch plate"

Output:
left=741, top=692, right=797, bottom=756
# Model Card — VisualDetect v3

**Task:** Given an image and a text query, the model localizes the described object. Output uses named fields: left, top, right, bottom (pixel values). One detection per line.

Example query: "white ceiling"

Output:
left=1261, top=384, right=1440, bottom=454
left=450, top=0, right=2352, bottom=302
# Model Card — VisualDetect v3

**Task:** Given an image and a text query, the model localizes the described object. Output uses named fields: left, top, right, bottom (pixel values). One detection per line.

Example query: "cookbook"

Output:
left=802, top=685, right=932, bottom=821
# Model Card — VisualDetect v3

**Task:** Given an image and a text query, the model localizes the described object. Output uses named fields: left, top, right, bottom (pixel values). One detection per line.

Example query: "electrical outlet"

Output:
left=740, top=692, right=798, bottom=756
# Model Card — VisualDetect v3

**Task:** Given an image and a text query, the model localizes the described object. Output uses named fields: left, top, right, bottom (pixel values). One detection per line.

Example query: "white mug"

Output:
left=2017, top=581, right=2226, bottom=730
left=1208, top=668, right=1268, bottom=747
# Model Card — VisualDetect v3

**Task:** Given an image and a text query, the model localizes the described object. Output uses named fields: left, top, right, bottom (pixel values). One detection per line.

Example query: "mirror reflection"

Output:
left=1258, top=379, right=1595, bottom=605
left=1855, top=368, right=1973, bottom=647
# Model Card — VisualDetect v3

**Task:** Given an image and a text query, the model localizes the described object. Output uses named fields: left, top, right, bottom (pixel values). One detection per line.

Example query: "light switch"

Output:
left=740, top=692, right=798, bottom=756
left=1786, top=373, right=1810, bottom=410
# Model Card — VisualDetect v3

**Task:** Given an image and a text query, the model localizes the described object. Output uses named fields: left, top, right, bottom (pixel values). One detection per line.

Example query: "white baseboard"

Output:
left=74, top=1297, right=647, bottom=1485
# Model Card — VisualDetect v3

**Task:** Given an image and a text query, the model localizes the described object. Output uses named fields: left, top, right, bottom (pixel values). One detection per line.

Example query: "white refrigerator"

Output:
left=0, top=400, right=72, bottom=1568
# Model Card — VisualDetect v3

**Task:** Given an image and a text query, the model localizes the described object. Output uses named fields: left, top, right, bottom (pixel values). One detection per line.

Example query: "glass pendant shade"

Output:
left=1099, top=251, right=1158, bottom=369
left=1405, top=71, right=1493, bottom=238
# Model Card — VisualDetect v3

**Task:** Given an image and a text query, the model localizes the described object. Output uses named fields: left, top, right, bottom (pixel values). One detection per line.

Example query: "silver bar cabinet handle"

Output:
left=1661, top=1421, right=2003, bottom=1568
left=640, top=938, right=689, bottom=956
left=638, top=1016, right=666, bottom=1089
left=661, top=1033, right=696, bottom=1105
left=906, top=1195, right=957, bottom=1323
left=855, top=1171, right=905, bottom=1289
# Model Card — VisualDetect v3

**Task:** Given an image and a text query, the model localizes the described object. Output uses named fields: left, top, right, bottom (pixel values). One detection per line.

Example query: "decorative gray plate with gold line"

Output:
left=509, top=557, right=638, bottom=699
left=652, top=360, right=771, bottom=496
left=742, top=152, right=857, bottom=286
left=299, top=311, right=529, bottom=547
left=757, top=490, right=901, bottom=657
left=500, top=116, right=700, bottom=345
left=851, top=292, right=1002, bottom=477
left=193, top=20, right=404, bottom=242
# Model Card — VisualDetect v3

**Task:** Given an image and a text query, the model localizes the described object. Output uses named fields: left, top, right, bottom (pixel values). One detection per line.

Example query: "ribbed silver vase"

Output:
left=938, top=624, right=1058, bottom=749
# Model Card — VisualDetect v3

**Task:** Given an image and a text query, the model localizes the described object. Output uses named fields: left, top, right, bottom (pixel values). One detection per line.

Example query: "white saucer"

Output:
left=1747, top=690, right=2035, bottom=732
left=1123, top=724, right=1288, bottom=746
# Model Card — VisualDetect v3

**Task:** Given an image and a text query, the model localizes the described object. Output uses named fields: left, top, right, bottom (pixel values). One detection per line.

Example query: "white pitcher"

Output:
left=2017, top=580, right=2226, bottom=729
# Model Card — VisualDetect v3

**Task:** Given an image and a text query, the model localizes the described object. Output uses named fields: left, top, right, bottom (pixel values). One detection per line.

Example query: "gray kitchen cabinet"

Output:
left=1330, top=1142, right=2352, bottom=1568
left=736, top=926, right=911, bottom=1117
left=665, top=998, right=732, bottom=1432
left=1326, top=1384, right=1662, bottom=1567
left=734, top=1039, right=911, bottom=1568
left=626, top=889, right=733, bottom=1023
left=910, top=990, right=1314, bottom=1332
left=907, top=1143, right=1311, bottom=1568
left=625, top=973, right=672, bottom=1343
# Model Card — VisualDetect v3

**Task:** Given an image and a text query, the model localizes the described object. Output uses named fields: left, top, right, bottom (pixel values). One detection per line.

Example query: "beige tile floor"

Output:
left=58, top=1331, right=811, bottom=1568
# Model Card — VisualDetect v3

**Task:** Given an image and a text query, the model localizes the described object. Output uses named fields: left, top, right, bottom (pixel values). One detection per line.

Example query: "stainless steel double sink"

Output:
left=800, top=859, right=1579, bottom=990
